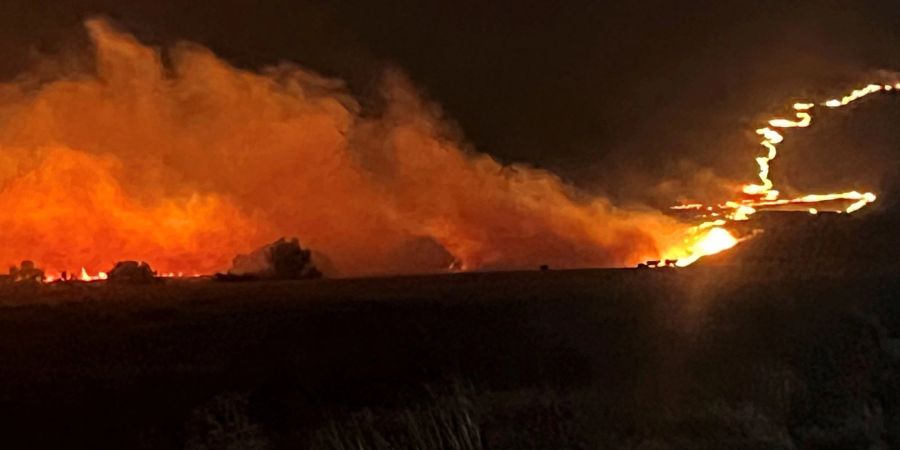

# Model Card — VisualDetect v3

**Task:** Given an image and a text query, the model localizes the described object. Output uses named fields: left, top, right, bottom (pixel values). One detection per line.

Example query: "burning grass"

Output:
left=659, top=83, right=893, bottom=267
left=0, top=18, right=684, bottom=277
left=0, top=18, right=892, bottom=279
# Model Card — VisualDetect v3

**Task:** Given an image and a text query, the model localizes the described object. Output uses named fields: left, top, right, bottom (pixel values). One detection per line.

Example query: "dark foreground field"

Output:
left=0, top=262, right=898, bottom=449
left=1, top=207, right=899, bottom=450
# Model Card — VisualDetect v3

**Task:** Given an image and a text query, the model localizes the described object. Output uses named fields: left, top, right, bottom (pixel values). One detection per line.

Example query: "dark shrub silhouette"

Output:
left=108, top=261, right=157, bottom=283
left=226, top=238, right=322, bottom=280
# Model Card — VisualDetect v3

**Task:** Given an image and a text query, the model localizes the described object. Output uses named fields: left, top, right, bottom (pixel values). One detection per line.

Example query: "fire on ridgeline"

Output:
left=0, top=18, right=893, bottom=280
left=659, top=83, right=892, bottom=267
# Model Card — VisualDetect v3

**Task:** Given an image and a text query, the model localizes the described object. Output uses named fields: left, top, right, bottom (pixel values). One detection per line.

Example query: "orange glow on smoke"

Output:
left=0, top=19, right=686, bottom=277
left=0, top=148, right=263, bottom=276
left=0, top=19, right=887, bottom=276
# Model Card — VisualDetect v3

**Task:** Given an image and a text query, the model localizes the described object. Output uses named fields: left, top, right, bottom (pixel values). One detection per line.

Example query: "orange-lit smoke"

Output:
left=0, top=19, right=686, bottom=276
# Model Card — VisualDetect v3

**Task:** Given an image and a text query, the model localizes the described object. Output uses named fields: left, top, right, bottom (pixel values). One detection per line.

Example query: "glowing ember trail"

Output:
left=663, top=83, right=891, bottom=266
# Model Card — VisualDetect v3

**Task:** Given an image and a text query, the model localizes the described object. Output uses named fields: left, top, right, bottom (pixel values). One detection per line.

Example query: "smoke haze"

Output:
left=0, top=19, right=686, bottom=276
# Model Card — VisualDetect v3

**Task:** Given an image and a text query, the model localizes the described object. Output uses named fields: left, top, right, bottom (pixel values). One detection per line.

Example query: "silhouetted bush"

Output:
left=108, top=261, right=157, bottom=284
left=228, top=238, right=322, bottom=280
left=7, top=260, right=44, bottom=283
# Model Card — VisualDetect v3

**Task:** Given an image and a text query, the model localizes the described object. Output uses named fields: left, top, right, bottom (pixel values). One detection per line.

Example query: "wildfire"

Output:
left=1, top=19, right=690, bottom=278
left=672, top=227, right=739, bottom=268
left=41, top=266, right=193, bottom=283
left=81, top=267, right=107, bottom=281
left=44, top=267, right=107, bottom=282
left=0, top=19, right=892, bottom=277
left=664, top=82, right=893, bottom=266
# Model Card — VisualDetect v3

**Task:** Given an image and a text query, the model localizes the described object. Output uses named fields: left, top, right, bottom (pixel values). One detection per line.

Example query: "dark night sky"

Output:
left=1, top=0, right=899, bottom=202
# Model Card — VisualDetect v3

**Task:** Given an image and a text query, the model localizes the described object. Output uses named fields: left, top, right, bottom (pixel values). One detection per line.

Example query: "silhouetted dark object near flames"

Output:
left=219, top=237, right=322, bottom=281
left=6, top=260, right=44, bottom=283
left=108, top=261, right=157, bottom=284
left=637, top=259, right=677, bottom=269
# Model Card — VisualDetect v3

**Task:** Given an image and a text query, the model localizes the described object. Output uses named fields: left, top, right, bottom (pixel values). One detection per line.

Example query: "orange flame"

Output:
left=79, top=267, right=107, bottom=281
left=0, top=19, right=888, bottom=276
left=671, top=227, right=738, bottom=267
left=664, top=82, right=889, bottom=266
left=0, top=19, right=686, bottom=277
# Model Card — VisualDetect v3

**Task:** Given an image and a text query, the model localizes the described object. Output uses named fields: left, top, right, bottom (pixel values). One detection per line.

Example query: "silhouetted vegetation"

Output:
left=5, top=260, right=43, bottom=283
left=225, top=238, right=322, bottom=281
left=108, top=261, right=158, bottom=284
left=0, top=208, right=897, bottom=449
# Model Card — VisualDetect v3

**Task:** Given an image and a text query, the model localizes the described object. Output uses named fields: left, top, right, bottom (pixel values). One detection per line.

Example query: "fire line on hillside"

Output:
left=657, top=83, right=892, bottom=268
left=0, top=20, right=893, bottom=280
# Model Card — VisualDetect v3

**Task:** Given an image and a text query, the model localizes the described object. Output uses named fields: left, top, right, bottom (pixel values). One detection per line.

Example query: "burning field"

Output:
left=662, top=85, right=888, bottom=266
left=0, top=19, right=894, bottom=281
left=3, top=3, right=900, bottom=448
left=0, top=18, right=687, bottom=279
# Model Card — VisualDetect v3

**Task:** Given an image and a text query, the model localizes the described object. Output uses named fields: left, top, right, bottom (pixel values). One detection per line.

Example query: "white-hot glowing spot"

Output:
left=664, top=82, right=886, bottom=267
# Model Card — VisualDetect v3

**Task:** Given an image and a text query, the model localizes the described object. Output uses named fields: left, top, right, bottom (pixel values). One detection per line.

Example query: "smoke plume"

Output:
left=0, top=18, right=685, bottom=276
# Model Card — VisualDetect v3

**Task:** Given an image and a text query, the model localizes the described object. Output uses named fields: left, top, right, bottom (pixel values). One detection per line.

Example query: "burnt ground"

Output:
left=0, top=208, right=898, bottom=449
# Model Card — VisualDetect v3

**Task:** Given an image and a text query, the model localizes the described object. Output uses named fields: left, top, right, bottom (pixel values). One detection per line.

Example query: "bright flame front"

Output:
left=671, top=227, right=739, bottom=268
left=661, top=82, right=890, bottom=267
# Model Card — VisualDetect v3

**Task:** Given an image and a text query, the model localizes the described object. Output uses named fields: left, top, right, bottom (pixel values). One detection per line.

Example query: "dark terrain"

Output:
left=0, top=208, right=898, bottom=449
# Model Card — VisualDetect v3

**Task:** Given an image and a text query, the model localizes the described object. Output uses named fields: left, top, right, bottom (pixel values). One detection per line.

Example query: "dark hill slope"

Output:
left=0, top=207, right=897, bottom=448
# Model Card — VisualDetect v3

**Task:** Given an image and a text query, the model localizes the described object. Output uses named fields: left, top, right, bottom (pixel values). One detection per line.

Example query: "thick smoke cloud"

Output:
left=0, top=19, right=686, bottom=276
